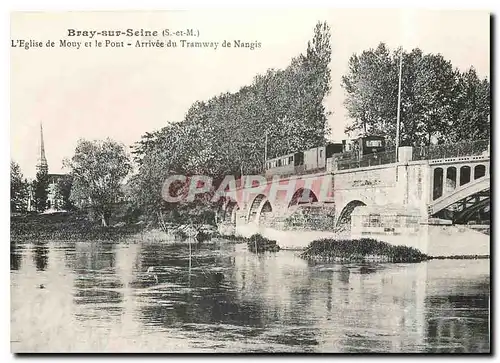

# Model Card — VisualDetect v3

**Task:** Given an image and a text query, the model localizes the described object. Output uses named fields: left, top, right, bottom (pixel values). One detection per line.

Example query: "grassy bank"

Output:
left=300, top=238, right=429, bottom=263
left=11, top=213, right=221, bottom=243
left=10, top=212, right=146, bottom=242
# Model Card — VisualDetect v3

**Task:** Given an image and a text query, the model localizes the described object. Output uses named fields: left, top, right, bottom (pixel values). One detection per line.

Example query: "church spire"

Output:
left=36, top=122, right=48, bottom=175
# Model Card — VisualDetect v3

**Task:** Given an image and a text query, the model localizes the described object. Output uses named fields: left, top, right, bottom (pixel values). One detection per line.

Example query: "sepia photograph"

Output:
left=10, top=8, right=490, bottom=353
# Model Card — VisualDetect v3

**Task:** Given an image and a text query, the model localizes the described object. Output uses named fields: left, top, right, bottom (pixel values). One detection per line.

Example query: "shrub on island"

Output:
left=300, top=238, right=428, bottom=263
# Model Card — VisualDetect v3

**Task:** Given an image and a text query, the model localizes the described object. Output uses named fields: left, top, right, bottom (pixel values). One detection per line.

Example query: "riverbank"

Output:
left=10, top=212, right=146, bottom=242
left=11, top=212, right=225, bottom=244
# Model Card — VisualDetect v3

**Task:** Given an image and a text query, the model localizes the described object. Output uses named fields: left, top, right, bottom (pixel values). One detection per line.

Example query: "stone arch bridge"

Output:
left=220, top=142, right=490, bottom=233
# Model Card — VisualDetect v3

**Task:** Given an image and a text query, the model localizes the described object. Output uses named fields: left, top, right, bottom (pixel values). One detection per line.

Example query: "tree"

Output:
left=448, top=67, right=490, bottom=142
left=342, top=43, right=398, bottom=137
left=65, top=139, right=132, bottom=226
left=405, top=51, right=457, bottom=145
left=341, top=43, right=490, bottom=146
left=32, top=171, right=49, bottom=212
left=130, top=22, right=333, bottom=221
left=54, top=175, right=74, bottom=211
left=10, top=161, right=28, bottom=213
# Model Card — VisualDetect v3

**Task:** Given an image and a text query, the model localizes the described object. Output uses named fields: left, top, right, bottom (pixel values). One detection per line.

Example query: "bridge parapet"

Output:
left=336, top=149, right=396, bottom=171
left=334, top=139, right=489, bottom=172
left=427, top=154, right=489, bottom=166
left=412, top=139, right=489, bottom=161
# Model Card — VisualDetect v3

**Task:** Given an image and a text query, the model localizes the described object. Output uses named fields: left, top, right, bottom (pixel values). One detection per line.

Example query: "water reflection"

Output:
left=10, top=242, right=22, bottom=271
left=70, top=242, right=123, bottom=324
left=10, top=240, right=490, bottom=353
left=73, top=242, right=116, bottom=271
left=33, top=243, right=49, bottom=271
left=425, top=292, right=489, bottom=353
left=424, top=260, right=490, bottom=353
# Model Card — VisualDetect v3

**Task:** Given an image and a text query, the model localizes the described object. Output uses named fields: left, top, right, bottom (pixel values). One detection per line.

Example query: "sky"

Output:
left=10, top=9, right=490, bottom=179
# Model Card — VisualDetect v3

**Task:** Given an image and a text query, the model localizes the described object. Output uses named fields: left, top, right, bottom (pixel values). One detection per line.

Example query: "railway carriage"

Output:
left=264, top=136, right=386, bottom=177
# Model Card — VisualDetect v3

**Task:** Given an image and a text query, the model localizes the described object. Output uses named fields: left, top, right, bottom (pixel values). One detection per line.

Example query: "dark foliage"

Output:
left=10, top=161, right=29, bottom=213
left=247, top=234, right=280, bottom=253
left=32, top=171, right=49, bottom=212
left=342, top=43, right=490, bottom=146
left=300, top=238, right=428, bottom=263
left=129, top=22, right=332, bottom=223
left=65, top=138, right=132, bottom=226
left=53, top=175, right=75, bottom=211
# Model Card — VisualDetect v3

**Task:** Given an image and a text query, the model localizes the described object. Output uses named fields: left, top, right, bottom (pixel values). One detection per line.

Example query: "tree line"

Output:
left=127, top=21, right=332, bottom=223
left=10, top=161, right=73, bottom=214
left=11, top=25, right=490, bottom=226
left=342, top=43, right=490, bottom=146
left=10, top=140, right=131, bottom=228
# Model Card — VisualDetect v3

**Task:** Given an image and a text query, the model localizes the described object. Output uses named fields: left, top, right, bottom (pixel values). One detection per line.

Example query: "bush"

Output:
left=247, top=234, right=280, bottom=253
left=300, top=238, right=428, bottom=263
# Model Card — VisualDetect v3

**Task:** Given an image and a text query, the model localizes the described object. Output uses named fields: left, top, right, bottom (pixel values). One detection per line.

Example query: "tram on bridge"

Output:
left=264, top=135, right=387, bottom=178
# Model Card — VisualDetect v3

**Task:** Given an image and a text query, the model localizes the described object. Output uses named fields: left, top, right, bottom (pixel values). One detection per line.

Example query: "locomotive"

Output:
left=264, top=135, right=386, bottom=178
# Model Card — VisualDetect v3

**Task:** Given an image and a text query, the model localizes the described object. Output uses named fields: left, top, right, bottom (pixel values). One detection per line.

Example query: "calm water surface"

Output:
left=11, top=240, right=490, bottom=353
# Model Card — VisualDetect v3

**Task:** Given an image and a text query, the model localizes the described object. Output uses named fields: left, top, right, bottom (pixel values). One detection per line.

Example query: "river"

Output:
left=10, top=239, right=490, bottom=353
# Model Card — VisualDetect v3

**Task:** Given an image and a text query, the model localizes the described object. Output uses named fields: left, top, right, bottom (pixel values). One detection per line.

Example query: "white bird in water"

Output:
left=147, top=266, right=159, bottom=284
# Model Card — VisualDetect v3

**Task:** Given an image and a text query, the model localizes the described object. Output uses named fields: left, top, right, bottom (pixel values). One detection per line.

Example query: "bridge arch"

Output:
left=288, top=188, right=319, bottom=208
left=433, top=167, right=444, bottom=200
left=459, top=166, right=471, bottom=186
left=247, top=194, right=274, bottom=224
left=217, top=197, right=242, bottom=224
left=474, top=164, right=486, bottom=180
left=336, top=200, right=367, bottom=230
left=224, top=200, right=239, bottom=224
left=445, top=166, right=457, bottom=193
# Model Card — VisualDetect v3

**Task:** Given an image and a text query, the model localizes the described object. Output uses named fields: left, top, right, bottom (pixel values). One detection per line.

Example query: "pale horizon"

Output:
left=11, top=9, right=490, bottom=179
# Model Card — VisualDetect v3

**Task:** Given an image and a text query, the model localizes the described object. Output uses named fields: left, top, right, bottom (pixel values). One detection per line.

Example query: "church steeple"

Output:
left=36, top=122, right=48, bottom=175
